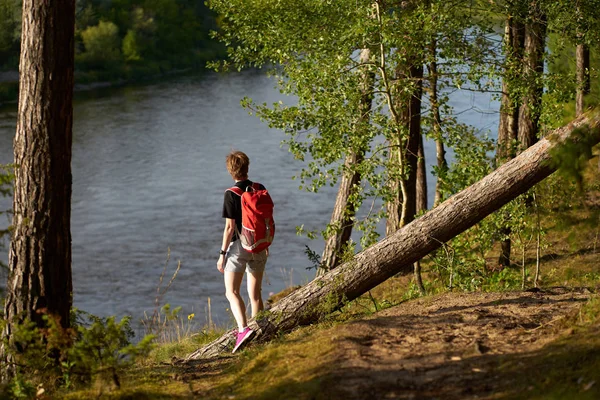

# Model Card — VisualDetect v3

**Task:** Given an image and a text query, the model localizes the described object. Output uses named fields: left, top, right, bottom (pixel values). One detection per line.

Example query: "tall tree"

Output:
left=575, top=1, right=591, bottom=117
left=1, top=0, right=75, bottom=374
left=385, top=61, right=423, bottom=235
left=426, top=37, right=447, bottom=208
left=383, top=0, right=424, bottom=234
left=416, top=133, right=428, bottom=213
left=319, top=48, right=375, bottom=274
left=497, top=11, right=525, bottom=267
left=517, top=1, right=546, bottom=150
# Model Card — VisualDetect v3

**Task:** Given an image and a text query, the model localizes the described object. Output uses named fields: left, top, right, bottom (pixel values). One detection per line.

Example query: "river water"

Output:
left=0, top=71, right=498, bottom=330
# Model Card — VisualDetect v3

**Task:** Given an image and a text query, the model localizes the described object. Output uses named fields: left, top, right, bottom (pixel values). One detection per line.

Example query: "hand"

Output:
left=217, top=255, right=225, bottom=274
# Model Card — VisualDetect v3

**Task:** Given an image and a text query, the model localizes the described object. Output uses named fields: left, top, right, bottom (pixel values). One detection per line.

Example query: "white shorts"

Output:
left=224, top=239, right=268, bottom=274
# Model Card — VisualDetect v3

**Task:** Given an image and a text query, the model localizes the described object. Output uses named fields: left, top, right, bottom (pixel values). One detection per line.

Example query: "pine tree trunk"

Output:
left=576, top=44, right=590, bottom=117
left=183, top=111, right=600, bottom=361
left=1, top=0, right=75, bottom=376
left=319, top=48, right=374, bottom=275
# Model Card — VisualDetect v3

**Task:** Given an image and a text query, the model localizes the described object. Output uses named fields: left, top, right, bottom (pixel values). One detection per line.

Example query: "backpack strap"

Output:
left=227, top=186, right=244, bottom=196
left=227, top=182, right=262, bottom=195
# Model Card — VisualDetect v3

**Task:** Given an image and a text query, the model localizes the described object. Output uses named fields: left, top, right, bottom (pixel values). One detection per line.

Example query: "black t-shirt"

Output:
left=222, top=180, right=266, bottom=241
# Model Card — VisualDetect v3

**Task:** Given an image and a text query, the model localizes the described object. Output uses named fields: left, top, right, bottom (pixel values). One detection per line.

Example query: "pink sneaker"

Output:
left=232, top=327, right=254, bottom=353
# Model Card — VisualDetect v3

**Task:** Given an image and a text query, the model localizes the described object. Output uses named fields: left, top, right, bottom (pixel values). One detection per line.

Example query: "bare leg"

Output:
left=247, top=268, right=264, bottom=318
left=225, top=271, right=247, bottom=330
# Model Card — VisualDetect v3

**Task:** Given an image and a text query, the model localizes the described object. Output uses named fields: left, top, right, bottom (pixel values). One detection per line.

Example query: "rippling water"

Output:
left=0, top=71, right=498, bottom=330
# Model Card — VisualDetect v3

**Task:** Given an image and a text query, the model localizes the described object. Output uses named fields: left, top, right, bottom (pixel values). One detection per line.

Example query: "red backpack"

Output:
left=227, top=182, right=275, bottom=253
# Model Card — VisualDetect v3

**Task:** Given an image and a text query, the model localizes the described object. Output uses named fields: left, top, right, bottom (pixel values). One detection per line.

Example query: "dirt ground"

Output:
left=327, top=287, right=593, bottom=400
left=179, top=287, right=595, bottom=400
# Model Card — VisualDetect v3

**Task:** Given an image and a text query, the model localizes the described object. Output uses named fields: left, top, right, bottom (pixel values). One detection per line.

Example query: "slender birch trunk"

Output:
left=428, top=39, right=447, bottom=208
left=319, top=49, right=375, bottom=275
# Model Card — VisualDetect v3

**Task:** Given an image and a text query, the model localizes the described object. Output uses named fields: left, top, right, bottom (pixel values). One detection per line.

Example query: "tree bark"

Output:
left=386, top=63, right=423, bottom=235
left=319, top=151, right=363, bottom=274
left=517, top=3, right=546, bottom=150
left=576, top=43, right=590, bottom=117
left=319, top=48, right=374, bottom=274
left=497, top=16, right=524, bottom=163
left=416, top=132, right=427, bottom=213
left=415, top=130, right=427, bottom=294
left=428, top=39, right=447, bottom=208
left=497, top=15, right=525, bottom=267
left=183, top=111, right=600, bottom=361
left=1, top=0, right=75, bottom=374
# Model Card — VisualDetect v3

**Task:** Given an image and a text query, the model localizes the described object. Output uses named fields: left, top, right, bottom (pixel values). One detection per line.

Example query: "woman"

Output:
left=217, top=150, right=269, bottom=353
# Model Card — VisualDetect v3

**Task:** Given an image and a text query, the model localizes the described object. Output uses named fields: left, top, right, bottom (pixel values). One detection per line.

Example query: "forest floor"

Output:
left=171, top=288, right=599, bottom=400
left=321, top=288, right=598, bottom=399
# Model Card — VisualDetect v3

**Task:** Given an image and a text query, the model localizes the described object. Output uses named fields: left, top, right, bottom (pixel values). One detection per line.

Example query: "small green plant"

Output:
left=141, top=303, right=196, bottom=343
left=69, top=313, right=154, bottom=388
left=140, top=249, right=197, bottom=343
left=482, top=267, right=522, bottom=291
left=304, top=245, right=321, bottom=271
left=0, top=310, right=154, bottom=397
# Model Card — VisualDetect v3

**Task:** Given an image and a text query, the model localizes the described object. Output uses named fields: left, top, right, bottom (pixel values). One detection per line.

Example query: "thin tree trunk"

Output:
left=414, top=131, right=427, bottom=295
left=404, top=63, right=423, bottom=226
left=576, top=44, right=590, bottom=117
left=428, top=39, right=447, bottom=208
left=518, top=4, right=546, bottom=150
left=497, top=15, right=524, bottom=267
left=534, top=192, right=541, bottom=288
left=319, top=48, right=374, bottom=275
left=499, top=233, right=512, bottom=268
left=416, top=132, right=427, bottom=213
left=386, top=63, right=423, bottom=235
left=1, top=0, right=75, bottom=377
left=497, top=16, right=524, bottom=163
left=415, top=126, right=427, bottom=294
left=319, top=151, right=363, bottom=274
left=184, top=111, right=600, bottom=361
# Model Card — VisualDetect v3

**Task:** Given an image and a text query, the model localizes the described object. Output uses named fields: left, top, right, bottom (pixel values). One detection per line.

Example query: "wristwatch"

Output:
left=219, top=249, right=226, bottom=255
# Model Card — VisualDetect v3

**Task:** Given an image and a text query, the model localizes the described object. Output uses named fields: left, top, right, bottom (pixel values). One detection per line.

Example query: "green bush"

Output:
left=1, top=311, right=154, bottom=397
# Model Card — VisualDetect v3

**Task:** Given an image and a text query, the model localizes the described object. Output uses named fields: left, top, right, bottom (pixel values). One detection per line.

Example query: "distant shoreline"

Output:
left=0, top=67, right=200, bottom=106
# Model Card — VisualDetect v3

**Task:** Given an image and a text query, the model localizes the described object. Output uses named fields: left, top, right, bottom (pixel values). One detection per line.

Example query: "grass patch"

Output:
left=147, top=328, right=225, bottom=364
left=191, top=324, right=342, bottom=400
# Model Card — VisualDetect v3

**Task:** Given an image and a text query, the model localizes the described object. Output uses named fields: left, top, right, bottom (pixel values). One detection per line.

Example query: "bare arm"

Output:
left=217, top=218, right=236, bottom=273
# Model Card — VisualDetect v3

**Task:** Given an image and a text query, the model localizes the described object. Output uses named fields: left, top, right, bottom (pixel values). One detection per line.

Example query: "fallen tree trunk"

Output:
left=184, top=111, right=600, bottom=361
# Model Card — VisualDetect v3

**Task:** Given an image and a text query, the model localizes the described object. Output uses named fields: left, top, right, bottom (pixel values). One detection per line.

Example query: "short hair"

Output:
left=226, top=151, right=250, bottom=180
